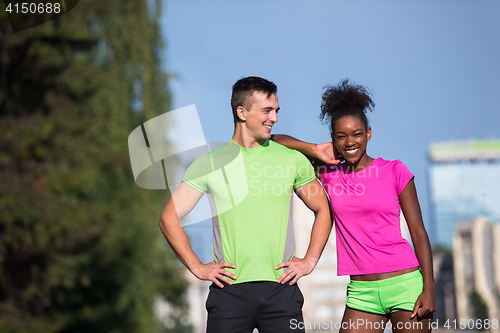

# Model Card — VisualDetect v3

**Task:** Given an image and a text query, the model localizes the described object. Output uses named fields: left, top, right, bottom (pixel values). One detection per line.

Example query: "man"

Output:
left=159, top=76, right=332, bottom=333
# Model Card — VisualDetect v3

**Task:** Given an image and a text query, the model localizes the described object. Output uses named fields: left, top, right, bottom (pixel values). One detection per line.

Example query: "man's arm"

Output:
left=272, top=134, right=343, bottom=178
left=159, top=181, right=236, bottom=287
left=275, top=179, right=333, bottom=285
left=272, top=134, right=343, bottom=165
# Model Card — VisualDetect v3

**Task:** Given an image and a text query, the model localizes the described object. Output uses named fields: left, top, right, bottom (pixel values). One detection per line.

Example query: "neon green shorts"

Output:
left=346, top=269, right=423, bottom=315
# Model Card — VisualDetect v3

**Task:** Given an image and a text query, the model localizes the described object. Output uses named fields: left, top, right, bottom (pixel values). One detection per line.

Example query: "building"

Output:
left=432, top=250, right=457, bottom=325
left=428, top=139, right=500, bottom=248
left=183, top=271, right=210, bottom=333
left=453, top=217, right=500, bottom=333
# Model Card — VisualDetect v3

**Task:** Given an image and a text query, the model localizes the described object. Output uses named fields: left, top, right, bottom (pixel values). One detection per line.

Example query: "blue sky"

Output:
left=161, top=0, right=500, bottom=246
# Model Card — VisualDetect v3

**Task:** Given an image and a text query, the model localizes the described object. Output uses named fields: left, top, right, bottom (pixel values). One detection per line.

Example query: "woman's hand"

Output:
left=411, top=287, right=437, bottom=319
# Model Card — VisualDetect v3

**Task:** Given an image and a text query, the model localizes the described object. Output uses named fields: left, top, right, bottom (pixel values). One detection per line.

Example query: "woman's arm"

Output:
left=399, top=179, right=436, bottom=319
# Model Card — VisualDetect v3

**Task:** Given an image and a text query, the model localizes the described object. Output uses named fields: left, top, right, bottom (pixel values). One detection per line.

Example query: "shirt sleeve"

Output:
left=393, top=160, right=414, bottom=195
left=182, top=153, right=211, bottom=193
left=293, top=150, right=316, bottom=189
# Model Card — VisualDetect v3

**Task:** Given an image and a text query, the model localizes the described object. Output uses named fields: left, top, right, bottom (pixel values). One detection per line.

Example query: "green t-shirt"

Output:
left=182, top=139, right=316, bottom=284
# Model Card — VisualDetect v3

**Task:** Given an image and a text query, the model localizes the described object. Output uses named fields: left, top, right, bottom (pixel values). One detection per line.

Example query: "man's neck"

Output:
left=232, top=126, right=266, bottom=148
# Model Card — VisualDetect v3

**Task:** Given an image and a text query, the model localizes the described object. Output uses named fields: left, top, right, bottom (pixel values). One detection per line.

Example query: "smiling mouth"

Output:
left=263, top=125, right=272, bottom=130
left=344, top=148, right=359, bottom=155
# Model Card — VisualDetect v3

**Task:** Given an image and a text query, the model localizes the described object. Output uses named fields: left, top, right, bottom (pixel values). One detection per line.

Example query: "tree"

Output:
left=470, top=291, right=488, bottom=323
left=0, top=1, right=188, bottom=332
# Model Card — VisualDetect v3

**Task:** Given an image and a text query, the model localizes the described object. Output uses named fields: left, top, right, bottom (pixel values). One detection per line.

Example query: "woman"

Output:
left=273, top=79, right=436, bottom=332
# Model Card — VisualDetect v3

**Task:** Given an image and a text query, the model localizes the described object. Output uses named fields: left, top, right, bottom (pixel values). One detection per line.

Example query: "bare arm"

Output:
left=272, top=134, right=343, bottom=178
left=275, top=179, right=333, bottom=285
left=399, top=179, right=436, bottom=319
left=272, top=134, right=319, bottom=157
left=159, top=181, right=236, bottom=287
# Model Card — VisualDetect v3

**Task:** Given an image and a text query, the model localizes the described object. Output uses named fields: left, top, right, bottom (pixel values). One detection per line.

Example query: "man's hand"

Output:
left=411, top=288, right=436, bottom=319
left=275, top=257, right=316, bottom=285
left=316, top=142, right=343, bottom=164
left=191, top=261, right=237, bottom=288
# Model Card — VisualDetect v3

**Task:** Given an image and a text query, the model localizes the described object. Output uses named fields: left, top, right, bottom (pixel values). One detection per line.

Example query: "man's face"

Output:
left=239, top=92, right=279, bottom=141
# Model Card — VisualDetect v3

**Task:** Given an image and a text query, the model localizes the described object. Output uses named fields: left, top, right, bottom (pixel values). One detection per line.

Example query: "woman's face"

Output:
left=332, top=115, right=372, bottom=167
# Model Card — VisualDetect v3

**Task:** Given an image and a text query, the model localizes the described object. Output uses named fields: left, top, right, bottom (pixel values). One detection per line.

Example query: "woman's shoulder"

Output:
left=372, top=157, right=407, bottom=168
left=374, top=158, right=413, bottom=180
left=369, top=158, right=412, bottom=178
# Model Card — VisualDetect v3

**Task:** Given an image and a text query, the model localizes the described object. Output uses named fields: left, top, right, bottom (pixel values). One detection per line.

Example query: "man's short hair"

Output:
left=231, top=76, right=277, bottom=124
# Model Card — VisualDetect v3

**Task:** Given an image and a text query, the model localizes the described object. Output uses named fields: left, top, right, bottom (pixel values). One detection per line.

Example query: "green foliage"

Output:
left=0, top=1, right=187, bottom=332
left=470, top=290, right=488, bottom=322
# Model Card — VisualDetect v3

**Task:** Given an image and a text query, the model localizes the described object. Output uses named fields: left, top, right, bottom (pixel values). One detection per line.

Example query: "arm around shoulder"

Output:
left=272, top=134, right=343, bottom=178
left=272, top=134, right=318, bottom=157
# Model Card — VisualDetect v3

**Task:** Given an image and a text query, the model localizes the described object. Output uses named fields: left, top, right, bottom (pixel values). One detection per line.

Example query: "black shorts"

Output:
left=206, top=281, right=305, bottom=333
